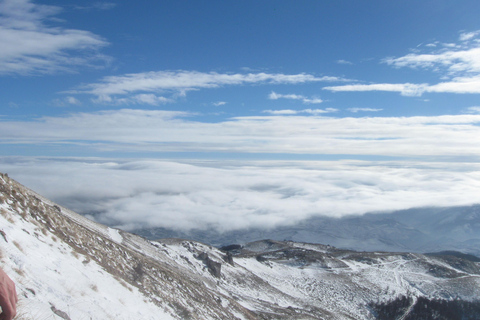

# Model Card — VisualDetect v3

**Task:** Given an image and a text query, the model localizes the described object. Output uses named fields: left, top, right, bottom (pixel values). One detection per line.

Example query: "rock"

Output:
left=223, top=252, right=234, bottom=266
left=197, top=252, right=222, bottom=278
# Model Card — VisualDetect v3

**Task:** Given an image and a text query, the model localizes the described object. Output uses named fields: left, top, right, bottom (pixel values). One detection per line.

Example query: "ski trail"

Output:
left=398, top=297, right=417, bottom=320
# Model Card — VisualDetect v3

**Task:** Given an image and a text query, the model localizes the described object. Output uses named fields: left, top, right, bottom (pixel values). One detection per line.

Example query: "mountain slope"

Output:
left=0, top=173, right=253, bottom=319
left=1, top=172, right=479, bottom=319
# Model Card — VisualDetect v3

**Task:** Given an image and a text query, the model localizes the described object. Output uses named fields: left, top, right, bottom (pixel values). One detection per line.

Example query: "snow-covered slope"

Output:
left=1, top=173, right=479, bottom=319
left=0, top=173, right=251, bottom=319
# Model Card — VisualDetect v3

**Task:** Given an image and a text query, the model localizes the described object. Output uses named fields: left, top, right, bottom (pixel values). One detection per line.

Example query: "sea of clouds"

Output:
left=1, top=157, right=479, bottom=233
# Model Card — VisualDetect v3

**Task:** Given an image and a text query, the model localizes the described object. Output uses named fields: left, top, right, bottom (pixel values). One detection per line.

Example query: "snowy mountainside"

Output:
left=0, top=173, right=251, bottom=319
left=1, top=173, right=480, bottom=319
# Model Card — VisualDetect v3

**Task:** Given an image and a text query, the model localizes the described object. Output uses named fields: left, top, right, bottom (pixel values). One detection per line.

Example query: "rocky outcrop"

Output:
left=223, top=252, right=234, bottom=266
left=197, top=252, right=222, bottom=278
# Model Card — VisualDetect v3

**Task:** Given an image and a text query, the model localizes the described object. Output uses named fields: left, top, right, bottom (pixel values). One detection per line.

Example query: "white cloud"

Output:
left=1, top=109, right=480, bottom=158
left=269, top=91, right=304, bottom=101
left=337, top=59, right=353, bottom=65
left=0, top=0, right=109, bottom=75
left=325, top=31, right=480, bottom=96
left=303, top=98, right=323, bottom=104
left=465, top=106, right=480, bottom=114
left=301, top=108, right=337, bottom=114
left=2, top=157, right=480, bottom=232
left=213, top=101, right=226, bottom=106
left=326, top=76, right=480, bottom=96
left=269, top=91, right=323, bottom=104
left=52, top=96, right=82, bottom=107
left=303, top=98, right=324, bottom=104
left=132, top=94, right=172, bottom=105
left=426, top=76, right=480, bottom=94
left=73, top=2, right=117, bottom=11
left=66, top=96, right=81, bottom=105
left=324, top=83, right=429, bottom=96
left=83, top=71, right=333, bottom=95
left=73, top=71, right=343, bottom=104
left=90, top=93, right=173, bottom=105
left=348, top=108, right=383, bottom=113
left=263, top=109, right=298, bottom=115
left=459, top=30, right=480, bottom=42
left=263, top=108, right=337, bottom=115
left=384, top=47, right=480, bottom=76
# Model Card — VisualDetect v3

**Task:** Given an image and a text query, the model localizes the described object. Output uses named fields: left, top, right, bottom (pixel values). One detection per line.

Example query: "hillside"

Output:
left=1, top=172, right=479, bottom=319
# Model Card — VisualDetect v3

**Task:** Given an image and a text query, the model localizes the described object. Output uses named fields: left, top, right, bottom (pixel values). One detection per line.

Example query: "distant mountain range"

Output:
left=1, top=172, right=479, bottom=319
left=134, top=205, right=480, bottom=257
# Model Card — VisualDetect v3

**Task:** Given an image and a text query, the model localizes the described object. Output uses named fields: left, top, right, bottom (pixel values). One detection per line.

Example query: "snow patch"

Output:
left=108, top=227, right=123, bottom=244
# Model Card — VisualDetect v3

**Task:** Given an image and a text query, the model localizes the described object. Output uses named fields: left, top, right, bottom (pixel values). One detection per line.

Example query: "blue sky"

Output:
left=1, top=0, right=480, bottom=160
left=1, top=1, right=480, bottom=232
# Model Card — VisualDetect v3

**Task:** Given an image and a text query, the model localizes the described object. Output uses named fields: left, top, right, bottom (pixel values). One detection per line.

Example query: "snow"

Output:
left=107, top=227, right=123, bottom=244
left=0, top=205, right=175, bottom=320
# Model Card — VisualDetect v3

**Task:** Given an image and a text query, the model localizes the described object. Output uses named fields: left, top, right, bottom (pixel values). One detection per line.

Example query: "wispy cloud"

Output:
left=384, top=47, right=480, bottom=77
left=131, top=94, right=172, bottom=105
left=268, top=91, right=323, bottom=104
left=72, top=71, right=344, bottom=104
left=348, top=108, right=383, bottom=113
left=325, top=83, right=429, bottom=97
left=324, top=30, right=480, bottom=96
left=325, top=77, right=480, bottom=96
left=262, top=109, right=298, bottom=115
left=459, top=30, right=480, bottom=42
left=337, top=59, right=353, bottom=65
left=1, top=109, right=480, bottom=158
left=263, top=108, right=337, bottom=115
left=3, top=157, right=480, bottom=232
left=465, top=106, right=480, bottom=114
left=52, top=96, right=82, bottom=107
left=73, top=2, right=117, bottom=11
left=0, top=0, right=109, bottom=75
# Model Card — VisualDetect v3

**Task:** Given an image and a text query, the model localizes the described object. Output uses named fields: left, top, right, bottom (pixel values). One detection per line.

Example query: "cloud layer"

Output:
left=2, top=157, right=479, bottom=232
left=1, top=109, right=480, bottom=158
